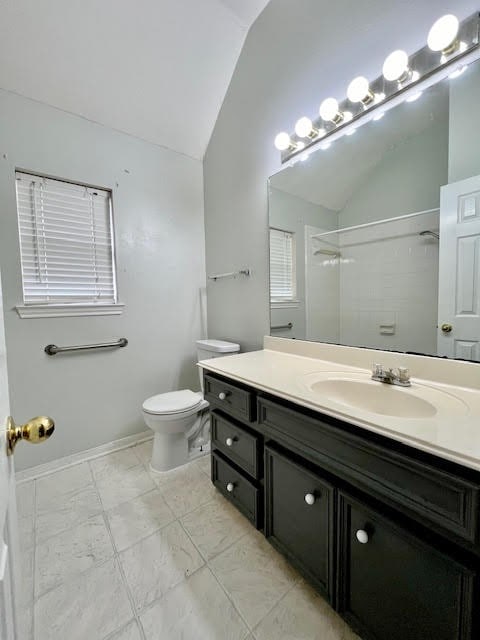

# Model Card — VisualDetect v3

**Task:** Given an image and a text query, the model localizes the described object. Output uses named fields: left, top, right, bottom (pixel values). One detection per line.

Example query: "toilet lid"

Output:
left=142, top=389, right=203, bottom=415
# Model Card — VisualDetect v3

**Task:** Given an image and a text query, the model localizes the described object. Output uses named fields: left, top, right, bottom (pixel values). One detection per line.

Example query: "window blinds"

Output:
left=269, top=228, right=296, bottom=301
left=15, top=172, right=117, bottom=306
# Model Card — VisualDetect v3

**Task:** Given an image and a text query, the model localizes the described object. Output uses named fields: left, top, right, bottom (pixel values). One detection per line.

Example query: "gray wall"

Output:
left=448, top=62, right=480, bottom=183
left=204, top=0, right=478, bottom=351
left=339, top=119, right=449, bottom=227
left=0, top=90, right=206, bottom=470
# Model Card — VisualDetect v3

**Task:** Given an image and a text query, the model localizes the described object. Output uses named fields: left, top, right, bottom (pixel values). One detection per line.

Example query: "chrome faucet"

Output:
left=371, top=364, right=411, bottom=387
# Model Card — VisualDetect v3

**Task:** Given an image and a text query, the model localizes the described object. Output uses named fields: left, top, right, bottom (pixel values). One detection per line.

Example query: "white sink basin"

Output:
left=302, top=372, right=468, bottom=419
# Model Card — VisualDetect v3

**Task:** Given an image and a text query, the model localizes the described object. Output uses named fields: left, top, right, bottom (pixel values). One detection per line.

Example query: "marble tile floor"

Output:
left=16, top=440, right=360, bottom=640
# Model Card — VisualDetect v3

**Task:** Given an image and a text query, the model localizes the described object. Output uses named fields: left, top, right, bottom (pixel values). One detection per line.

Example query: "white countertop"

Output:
left=199, top=338, right=480, bottom=472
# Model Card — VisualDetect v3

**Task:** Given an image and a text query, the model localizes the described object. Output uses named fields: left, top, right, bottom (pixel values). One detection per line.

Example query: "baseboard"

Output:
left=16, top=430, right=153, bottom=484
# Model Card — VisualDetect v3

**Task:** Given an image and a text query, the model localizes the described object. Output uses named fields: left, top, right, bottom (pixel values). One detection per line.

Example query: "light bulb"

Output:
left=383, top=50, right=409, bottom=82
left=347, top=76, right=374, bottom=104
left=319, top=98, right=343, bottom=124
left=274, top=132, right=293, bottom=151
left=296, top=141, right=305, bottom=151
left=427, top=14, right=459, bottom=53
left=295, top=117, right=318, bottom=139
left=343, top=111, right=353, bottom=123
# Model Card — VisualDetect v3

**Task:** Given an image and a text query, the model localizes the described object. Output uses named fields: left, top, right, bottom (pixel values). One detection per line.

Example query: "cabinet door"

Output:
left=337, top=492, right=476, bottom=640
left=265, top=446, right=334, bottom=601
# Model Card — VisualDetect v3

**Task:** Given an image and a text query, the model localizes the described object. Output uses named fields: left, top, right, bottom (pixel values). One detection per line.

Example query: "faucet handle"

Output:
left=372, top=363, right=383, bottom=377
left=397, top=367, right=410, bottom=383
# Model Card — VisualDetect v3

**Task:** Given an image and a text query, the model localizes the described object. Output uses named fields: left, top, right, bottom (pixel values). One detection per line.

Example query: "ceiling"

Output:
left=0, top=0, right=270, bottom=160
left=270, top=79, right=450, bottom=211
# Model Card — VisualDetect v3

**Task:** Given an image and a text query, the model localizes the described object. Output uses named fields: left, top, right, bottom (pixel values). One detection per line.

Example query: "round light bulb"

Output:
left=383, top=50, right=409, bottom=82
left=319, top=97, right=340, bottom=121
left=274, top=132, right=292, bottom=151
left=295, top=117, right=314, bottom=138
left=347, top=76, right=371, bottom=103
left=427, top=14, right=459, bottom=52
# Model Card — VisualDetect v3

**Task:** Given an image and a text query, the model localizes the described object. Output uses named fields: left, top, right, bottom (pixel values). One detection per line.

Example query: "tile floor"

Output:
left=17, top=440, right=360, bottom=640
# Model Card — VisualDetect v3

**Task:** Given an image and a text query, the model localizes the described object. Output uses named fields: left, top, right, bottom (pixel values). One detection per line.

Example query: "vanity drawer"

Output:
left=212, top=451, right=262, bottom=528
left=204, top=373, right=256, bottom=422
left=337, top=492, right=476, bottom=640
left=265, top=445, right=334, bottom=601
left=211, top=411, right=261, bottom=479
left=258, top=397, right=480, bottom=547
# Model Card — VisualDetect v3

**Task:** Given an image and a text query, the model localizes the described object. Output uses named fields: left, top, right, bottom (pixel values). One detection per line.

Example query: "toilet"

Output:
left=142, top=339, right=240, bottom=473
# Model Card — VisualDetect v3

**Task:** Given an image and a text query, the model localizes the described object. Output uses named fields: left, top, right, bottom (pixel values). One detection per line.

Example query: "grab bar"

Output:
left=270, top=323, right=293, bottom=331
left=208, top=269, right=250, bottom=281
left=45, top=338, right=128, bottom=356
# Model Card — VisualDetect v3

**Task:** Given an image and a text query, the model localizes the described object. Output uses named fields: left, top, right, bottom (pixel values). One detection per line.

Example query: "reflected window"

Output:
left=270, top=227, right=297, bottom=303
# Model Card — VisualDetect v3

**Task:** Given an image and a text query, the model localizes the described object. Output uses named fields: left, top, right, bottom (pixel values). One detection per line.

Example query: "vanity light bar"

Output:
left=275, top=11, right=480, bottom=163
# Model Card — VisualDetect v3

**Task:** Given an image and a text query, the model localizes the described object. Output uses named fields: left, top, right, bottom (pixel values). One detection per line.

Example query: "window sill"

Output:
left=270, top=300, right=300, bottom=309
left=15, top=303, right=125, bottom=319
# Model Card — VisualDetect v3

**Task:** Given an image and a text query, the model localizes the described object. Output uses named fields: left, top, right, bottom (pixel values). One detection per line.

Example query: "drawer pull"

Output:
left=225, top=437, right=235, bottom=447
left=356, top=529, right=369, bottom=544
left=304, top=493, right=316, bottom=506
left=226, top=482, right=235, bottom=493
left=218, top=392, right=230, bottom=401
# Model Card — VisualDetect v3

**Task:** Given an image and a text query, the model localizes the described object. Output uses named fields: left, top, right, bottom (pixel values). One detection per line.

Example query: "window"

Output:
left=269, top=227, right=297, bottom=304
left=15, top=171, right=122, bottom=318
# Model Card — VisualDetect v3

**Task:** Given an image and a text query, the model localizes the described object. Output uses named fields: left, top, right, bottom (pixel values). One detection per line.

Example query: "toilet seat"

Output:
left=142, top=389, right=203, bottom=416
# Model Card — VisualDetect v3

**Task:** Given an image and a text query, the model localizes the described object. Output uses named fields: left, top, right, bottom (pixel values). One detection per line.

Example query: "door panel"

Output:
left=337, top=492, right=476, bottom=640
left=265, top=446, right=334, bottom=600
left=438, top=176, right=480, bottom=360
left=0, top=269, right=19, bottom=640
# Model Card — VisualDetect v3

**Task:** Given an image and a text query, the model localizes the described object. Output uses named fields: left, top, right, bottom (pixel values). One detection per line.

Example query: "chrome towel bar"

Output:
left=44, top=338, right=128, bottom=356
left=270, top=322, right=293, bottom=331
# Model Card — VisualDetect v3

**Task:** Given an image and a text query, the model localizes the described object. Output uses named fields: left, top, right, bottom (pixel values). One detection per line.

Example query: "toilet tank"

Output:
left=196, top=339, right=240, bottom=362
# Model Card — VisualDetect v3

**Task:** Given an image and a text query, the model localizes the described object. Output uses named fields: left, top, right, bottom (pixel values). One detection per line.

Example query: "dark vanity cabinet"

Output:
left=264, top=445, right=335, bottom=600
left=204, top=371, right=480, bottom=640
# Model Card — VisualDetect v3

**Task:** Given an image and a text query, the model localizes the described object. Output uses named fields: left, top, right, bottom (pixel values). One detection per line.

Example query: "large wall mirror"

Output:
left=268, top=59, right=480, bottom=362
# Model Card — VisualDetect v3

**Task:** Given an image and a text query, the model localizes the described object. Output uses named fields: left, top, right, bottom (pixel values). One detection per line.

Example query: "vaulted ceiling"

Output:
left=0, top=0, right=270, bottom=160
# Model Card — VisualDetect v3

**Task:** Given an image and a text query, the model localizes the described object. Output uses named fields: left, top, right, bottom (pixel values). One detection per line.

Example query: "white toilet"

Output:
left=142, top=339, right=240, bottom=473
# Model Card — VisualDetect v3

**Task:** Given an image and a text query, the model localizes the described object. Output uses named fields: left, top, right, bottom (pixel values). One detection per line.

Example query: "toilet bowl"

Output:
left=142, top=339, right=240, bottom=473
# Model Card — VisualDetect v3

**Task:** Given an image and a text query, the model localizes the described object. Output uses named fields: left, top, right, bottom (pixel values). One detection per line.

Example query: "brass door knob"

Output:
left=441, top=323, right=453, bottom=333
left=7, top=416, right=55, bottom=456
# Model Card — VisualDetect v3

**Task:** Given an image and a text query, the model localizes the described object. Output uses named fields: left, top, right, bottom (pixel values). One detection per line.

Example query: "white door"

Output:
left=0, top=271, right=19, bottom=640
left=438, top=175, right=480, bottom=361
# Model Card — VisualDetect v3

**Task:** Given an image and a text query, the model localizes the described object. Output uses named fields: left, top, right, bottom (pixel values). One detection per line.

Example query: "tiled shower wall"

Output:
left=338, top=212, right=440, bottom=355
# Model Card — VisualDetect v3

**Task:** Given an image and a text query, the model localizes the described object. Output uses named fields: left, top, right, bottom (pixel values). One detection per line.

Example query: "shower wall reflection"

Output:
left=306, top=211, right=439, bottom=354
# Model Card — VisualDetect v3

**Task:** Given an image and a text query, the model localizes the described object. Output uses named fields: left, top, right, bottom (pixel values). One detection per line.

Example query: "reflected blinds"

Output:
left=269, top=228, right=296, bottom=301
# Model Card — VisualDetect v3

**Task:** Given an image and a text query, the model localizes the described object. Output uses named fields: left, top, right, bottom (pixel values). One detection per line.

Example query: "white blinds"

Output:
left=15, top=172, right=117, bottom=306
left=270, top=228, right=296, bottom=301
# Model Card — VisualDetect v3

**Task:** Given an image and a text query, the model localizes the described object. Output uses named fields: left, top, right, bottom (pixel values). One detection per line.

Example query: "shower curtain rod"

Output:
left=310, top=207, right=440, bottom=240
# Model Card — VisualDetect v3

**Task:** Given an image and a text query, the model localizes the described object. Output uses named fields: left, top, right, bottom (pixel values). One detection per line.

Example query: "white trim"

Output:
left=270, top=300, right=300, bottom=309
left=15, top=430, right=152, bottom=484
left=15, top=302, right=125, bottom=318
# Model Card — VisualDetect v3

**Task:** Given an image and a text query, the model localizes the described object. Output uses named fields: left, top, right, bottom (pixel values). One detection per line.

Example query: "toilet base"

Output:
left=150, top=431, right=188, bottom=472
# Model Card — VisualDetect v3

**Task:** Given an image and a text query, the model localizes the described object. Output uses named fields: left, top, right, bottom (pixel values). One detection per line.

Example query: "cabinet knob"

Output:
left=218, top=392, right=228, bottom=400
left=356, top=529, right=369, bottom=544
left=226, top=437, right=234, bottom=447
left=226, top=482, right=235, bottom=493
left=304, top=493, right=316, bottom=506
